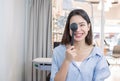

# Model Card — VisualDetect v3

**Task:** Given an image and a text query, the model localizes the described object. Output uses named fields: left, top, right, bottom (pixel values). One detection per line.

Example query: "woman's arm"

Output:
left=50, top=46, right=76, bottom=81
left=55, top=46, right=76, bottom=81
left=54, top=59, right=70, bottom=81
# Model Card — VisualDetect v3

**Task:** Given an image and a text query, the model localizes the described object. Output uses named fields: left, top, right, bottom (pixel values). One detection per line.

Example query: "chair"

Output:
left=112, top=45, right=120, bottom=65
left=112, top=45, right=120, bottom=58
left=54, top=42, right=61, bottom=48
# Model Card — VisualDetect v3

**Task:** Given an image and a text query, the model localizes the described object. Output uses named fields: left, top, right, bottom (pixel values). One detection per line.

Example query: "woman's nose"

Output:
left=76, top=26, right=81, bottom=31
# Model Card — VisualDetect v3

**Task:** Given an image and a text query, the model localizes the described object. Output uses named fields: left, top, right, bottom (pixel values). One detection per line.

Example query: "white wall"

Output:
left=0, top=0, right=25, bottom=81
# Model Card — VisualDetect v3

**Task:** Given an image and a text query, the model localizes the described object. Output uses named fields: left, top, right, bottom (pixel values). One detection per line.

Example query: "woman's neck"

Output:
left=74, top=41, right=90, bottom=50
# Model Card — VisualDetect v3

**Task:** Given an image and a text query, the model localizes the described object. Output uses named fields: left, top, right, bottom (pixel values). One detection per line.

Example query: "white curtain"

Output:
left=25, top=0, right=52, bottom=81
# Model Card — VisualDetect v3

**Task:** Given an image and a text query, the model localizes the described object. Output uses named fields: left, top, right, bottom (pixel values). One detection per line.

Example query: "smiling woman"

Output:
left=52, top=0, right=93, bottom=46
left=50, top=9, right=110, bottom=81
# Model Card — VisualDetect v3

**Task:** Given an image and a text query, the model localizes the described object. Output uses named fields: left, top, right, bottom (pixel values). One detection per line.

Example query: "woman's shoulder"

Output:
left=92, top=45, right=104, bottom=57
left=52, top=44, right=66, bottom=59
left=53, top=44, right=66, bottom=55
left=94, top=45, right=102, bottom=51
left=54, top=44, right=66, bottom=50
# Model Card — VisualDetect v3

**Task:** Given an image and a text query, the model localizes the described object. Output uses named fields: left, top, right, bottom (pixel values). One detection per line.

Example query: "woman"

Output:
left=50, top=9, right=110, bottom=81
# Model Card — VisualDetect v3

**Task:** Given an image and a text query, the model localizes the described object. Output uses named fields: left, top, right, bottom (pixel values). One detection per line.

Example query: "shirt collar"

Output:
left=86, top=46, right=103, bottom=60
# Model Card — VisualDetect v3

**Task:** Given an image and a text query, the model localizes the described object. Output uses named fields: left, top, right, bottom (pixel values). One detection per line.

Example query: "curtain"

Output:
left=25, top=0, right=52, bottom=81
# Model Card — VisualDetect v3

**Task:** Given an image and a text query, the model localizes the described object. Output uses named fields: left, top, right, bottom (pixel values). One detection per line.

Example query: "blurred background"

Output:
left=0, top=0, right=120, bottom=81
left=52, top=1, right=120, bottom=81
left=52, top=0, right=120, bottom=55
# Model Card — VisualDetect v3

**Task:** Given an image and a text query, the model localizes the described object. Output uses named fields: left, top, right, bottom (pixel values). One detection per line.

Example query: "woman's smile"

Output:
left=74, top=33, right=83, bottom=38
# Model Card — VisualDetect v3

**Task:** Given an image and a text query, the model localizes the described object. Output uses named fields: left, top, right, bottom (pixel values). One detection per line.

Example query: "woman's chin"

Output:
left=74, top=38, right=83, bottom=42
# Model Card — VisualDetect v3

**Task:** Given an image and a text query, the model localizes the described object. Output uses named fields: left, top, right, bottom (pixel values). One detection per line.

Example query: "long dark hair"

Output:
left=61, top=9, right=93, bottom=45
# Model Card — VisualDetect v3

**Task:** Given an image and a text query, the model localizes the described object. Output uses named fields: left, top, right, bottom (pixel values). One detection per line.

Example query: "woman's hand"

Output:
left=65, top=46, right=77, bottom=62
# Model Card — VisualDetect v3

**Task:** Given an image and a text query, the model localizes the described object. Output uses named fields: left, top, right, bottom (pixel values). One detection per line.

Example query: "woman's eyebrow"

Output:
left=78, top=22, right=86, bottom=24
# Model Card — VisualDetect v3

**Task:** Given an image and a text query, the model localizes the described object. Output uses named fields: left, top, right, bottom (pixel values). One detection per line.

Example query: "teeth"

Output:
left=75, top=33, right=82, bottom=35
left=75, top=33, right=82, bottom=37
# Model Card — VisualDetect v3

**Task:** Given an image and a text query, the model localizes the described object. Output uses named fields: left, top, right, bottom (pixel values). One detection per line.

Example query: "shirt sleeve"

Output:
left=50, top=49, right=59, bottom=81
left=93, top=56, right=110, bottom=81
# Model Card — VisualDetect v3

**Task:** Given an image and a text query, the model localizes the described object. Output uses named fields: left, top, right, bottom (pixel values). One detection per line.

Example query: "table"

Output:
left=33, top=58, right=52, bottom=71
left=33, top=58, right=52, bottom=81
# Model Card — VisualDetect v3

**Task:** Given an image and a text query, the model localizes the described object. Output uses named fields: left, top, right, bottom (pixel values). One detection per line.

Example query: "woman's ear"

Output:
left=87, top=23, right=91, bottom=31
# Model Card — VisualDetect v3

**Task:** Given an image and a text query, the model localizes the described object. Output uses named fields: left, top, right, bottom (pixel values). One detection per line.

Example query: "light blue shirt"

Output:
left=50, top=45, right=110, bottom=81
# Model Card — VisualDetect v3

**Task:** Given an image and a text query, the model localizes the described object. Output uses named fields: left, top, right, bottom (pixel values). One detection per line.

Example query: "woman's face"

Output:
left=70, top=15, right=90, bottom=42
